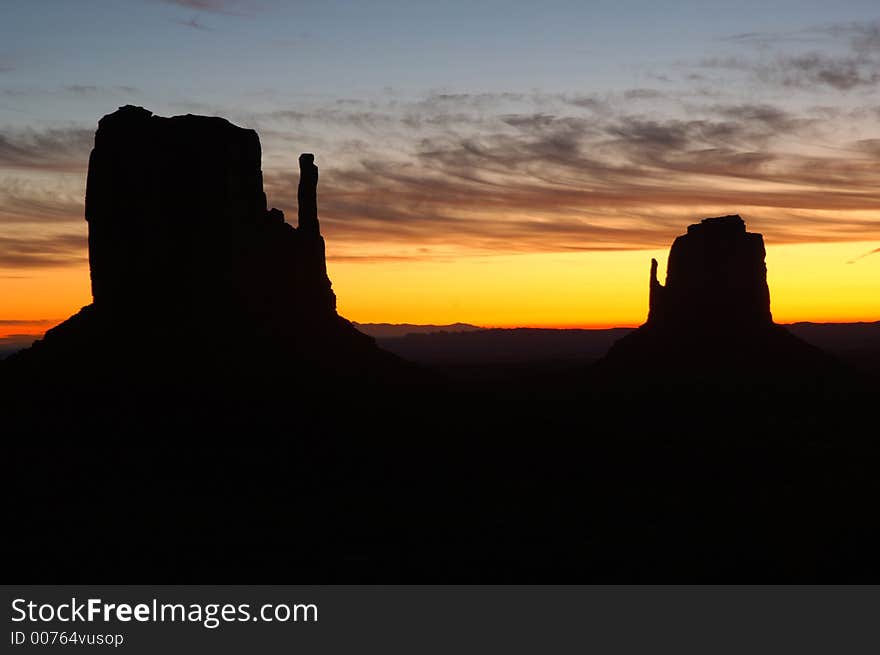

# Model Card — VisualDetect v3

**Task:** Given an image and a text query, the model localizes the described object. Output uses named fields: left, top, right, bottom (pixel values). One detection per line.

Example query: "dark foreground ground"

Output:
left=369, top=321, right=880, bottom=378
left=4, top=345, right=879, bottom=583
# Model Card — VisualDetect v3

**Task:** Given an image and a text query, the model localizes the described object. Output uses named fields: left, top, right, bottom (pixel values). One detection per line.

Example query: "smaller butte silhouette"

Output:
left=8, top=106, right=409, bottom=381
left=600, top=215, right=829, bottom=373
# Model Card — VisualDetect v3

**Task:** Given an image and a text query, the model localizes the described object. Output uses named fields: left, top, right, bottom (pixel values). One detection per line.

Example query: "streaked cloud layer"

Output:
left=273, top=94, right=879, bottom=257
left=1, top=1, right=878, bottom=325
left=4, top=86, right=880, bottom=264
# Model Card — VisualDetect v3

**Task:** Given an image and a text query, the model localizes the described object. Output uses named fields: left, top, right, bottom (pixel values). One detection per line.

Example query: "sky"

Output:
left=1, top=0, right=879, bottom=345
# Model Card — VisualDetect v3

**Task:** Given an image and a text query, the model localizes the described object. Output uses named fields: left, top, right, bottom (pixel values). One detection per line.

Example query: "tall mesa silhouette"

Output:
left=599, top=214, right=831, bottom=373
left=6, top=105, right=411, bottom=382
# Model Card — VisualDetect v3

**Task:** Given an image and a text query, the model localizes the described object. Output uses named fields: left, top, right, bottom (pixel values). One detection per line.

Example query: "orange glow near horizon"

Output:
left=0, top=266, right=91, bottom=338
left=329, top=241, right=880, bottom=328
left=2, top=240, right=878, bottom=340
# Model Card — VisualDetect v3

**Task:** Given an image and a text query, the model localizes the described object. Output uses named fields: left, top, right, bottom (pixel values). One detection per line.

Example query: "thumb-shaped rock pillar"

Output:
left=298, top=153, right=320, bottom=236
left=648, top=258, right=664, bottom=324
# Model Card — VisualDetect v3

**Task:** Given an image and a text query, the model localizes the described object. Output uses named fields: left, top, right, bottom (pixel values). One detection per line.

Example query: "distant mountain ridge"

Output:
left=364, top=321, right=880, bottom=373
left=5, top=321, right=879, bottom=364
left=354, top=322, right=482, bottom=338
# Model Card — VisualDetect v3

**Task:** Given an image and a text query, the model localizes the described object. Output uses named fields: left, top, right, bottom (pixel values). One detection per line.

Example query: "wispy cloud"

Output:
left=0, top=319, right=57, bottom=325
left=158, top=0, right=261, bottom=15
left=253, top=92, right=880, bottom=257
left=0, top=233, right=86, bottom=268
left=64, top=85, right=101, bottom=95
left=848, top=247, right=880, bottom=264
left=176, top=16, right=211, bottom=30
left=720, top=19, right=880, bottom=51
left=3, top=87, right=879, bottom=265
left=0, top=127, right=93, bottom=172
left=0, top=177, right=85, bottom=225
left=700, top=53, right=880, bottom=90
left=62, top=84, right=139, bottom=96
left=706, top=19, right=880, bottom=91
left=763, top=53, right=878, bottom=90
left=0, top=86, right=139, bottom=103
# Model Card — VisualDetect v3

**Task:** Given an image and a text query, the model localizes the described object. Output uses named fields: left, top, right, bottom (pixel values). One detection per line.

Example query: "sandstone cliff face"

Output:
left=601, top=215, right=827, bottom=373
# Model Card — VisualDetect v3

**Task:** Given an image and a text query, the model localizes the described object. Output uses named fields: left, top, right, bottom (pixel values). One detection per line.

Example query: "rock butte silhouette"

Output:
left=7, top=105, right=410, bottom=381
left=4, top=109, right=877, bottom=584
left=5, top=108, right=833, bottom=384
left=600, top=214, right=829, bottom=372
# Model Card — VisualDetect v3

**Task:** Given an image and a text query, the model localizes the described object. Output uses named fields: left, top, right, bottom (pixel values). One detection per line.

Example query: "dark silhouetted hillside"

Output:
left=3, top=112, right=879, bottom=584
left=368, top=321, right=880, bottom=376
left=788, top=321, right=880, bottom=373
left=375, top=327, right=632, bottom=380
